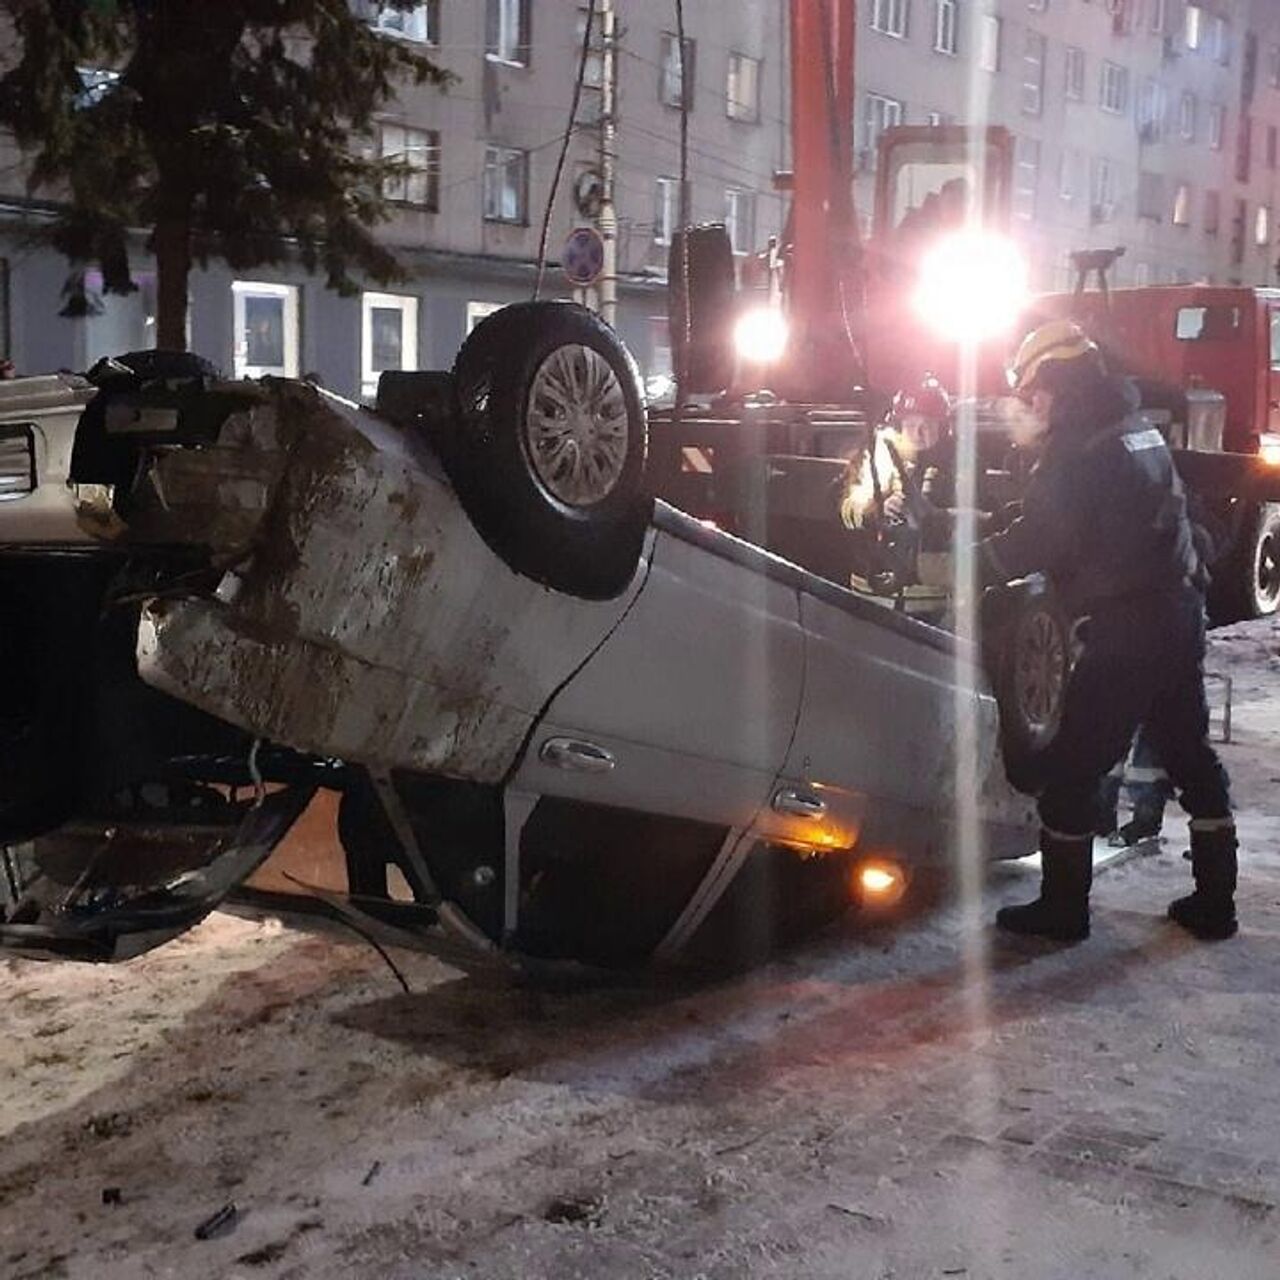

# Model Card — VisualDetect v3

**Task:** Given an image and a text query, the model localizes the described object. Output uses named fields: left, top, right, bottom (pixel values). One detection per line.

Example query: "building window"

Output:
left=1100, top=62, right=1128, bottom=115
left=1204, top=189, right=1220, bottom=235
left=360, top=292, right=418, bottom=400
left=1058, top=148, right=1079, bottom=201
left=1172, top=183, right=1192, bottom=227
left=1137, top=80, right=1164, bottom=140
left=379, top=125, right=440, bottom=210
left=1013, top=137, right=1039, bottom=220
left=1021, top=31, right=1045, bottom=116
left=482, top=145, right=528, bottom=223
left=466, top=301, right=507, bottom=333
left=1064, top=47, right=1084, bottom=101
left=979, top=15, right=1001, bottom=73
left=1211, top=15, right=1229, bottom=66
left=934, top=0, right=958, bottom=55
left=366, top=2, right=439, bottom=44
left=724, top=188, right=756, bottom=255
left=486, top=0, right=530, bottom=66
left=926, top=110, right=954, bottom=126
left=1270, top=44, right=1280, bottom=89
left=1137, top=170, right=1165, bottom=221
left=660, top=33, right=696, bottom=109
left=870, top=0, right=909, bottom=39
left=654, top=176, right=679, bottom=246
left=726, top=53, right=761, bottom=122
left=1090, top=157, right=1115, bottom=222
left=1027, top=0, right=1047, bottom=12
left=1209, top=103, right=1225, bottom=149
left=1185, top=4, right=1204, bottom=52
left=1178, top=92, right=1197, bottom=141
left=1237, top=114, right=1253, bottom=184
left=231, top=282, right=299, bottom=380
left=863, top=92, right=903, bottom=167
left=1149, top=0, right=1166, bottom=35
left=1256, top=205, right=1271, bottom=247
left=1269, top=126, right=1278, bottom=170
left=81, top=269, right=159, bottom=368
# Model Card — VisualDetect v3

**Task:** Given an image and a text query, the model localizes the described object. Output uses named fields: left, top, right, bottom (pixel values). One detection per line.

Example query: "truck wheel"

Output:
left=1242, top=503, right=1280, bottom=619
left=982, top=580, right=1073, bottom=791
left=449, top=302, right=651, bottom=600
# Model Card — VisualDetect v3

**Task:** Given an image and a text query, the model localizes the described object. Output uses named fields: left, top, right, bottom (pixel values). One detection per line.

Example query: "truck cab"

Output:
left=1029, top=285, right=1280, bottom=459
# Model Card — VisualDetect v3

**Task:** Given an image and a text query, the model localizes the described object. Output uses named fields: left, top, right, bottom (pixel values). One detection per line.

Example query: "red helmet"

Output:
left=891, top=375, right=952, bottom=423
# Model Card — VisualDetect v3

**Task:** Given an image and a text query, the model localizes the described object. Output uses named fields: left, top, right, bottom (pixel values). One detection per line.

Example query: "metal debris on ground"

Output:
left=194, top=1202, right=240, bottom=1240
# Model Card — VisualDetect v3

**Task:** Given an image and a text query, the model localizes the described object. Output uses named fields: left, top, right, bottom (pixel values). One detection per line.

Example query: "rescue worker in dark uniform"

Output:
left=979, top=320, right=1238, bottom=942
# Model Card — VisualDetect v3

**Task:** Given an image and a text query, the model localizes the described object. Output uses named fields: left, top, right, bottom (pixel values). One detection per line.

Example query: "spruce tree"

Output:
left=0, top=1, right=448, bottom=350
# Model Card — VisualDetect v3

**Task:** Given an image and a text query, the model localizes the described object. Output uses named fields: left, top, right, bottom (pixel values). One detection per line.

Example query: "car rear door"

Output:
left=764, top=585, right=996, bottom=862
left=511, top=517, right=804, bottom=833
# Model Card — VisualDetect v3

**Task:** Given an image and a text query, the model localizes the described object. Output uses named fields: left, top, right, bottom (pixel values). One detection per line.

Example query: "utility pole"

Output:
left=598, top=0, right=618, bottom=327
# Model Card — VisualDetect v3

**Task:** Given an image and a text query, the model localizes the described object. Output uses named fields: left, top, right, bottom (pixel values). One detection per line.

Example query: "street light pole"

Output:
left=598, top=0, right=618, bottom=327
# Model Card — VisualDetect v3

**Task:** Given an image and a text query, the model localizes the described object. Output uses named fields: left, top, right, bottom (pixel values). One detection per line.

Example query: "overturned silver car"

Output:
left=0, top=304, right=1043, bottom=968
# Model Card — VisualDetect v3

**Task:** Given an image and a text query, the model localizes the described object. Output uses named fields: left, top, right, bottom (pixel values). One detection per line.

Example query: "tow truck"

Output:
left=650, top=11, right=1280, bottom=631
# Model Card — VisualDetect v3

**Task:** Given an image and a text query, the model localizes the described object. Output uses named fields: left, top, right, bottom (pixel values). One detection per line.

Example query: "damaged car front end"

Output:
left=0, top=357, right=335, bottom=959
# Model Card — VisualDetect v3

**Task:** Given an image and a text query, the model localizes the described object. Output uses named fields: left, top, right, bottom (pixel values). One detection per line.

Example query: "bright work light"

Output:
left=734, top=305, right=789, bottom=364
left=914, top=231, right=1030, bottom=345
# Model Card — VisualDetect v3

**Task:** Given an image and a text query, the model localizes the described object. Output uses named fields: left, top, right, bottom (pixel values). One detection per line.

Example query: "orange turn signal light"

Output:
left=853, top=858, right=908, bottom=909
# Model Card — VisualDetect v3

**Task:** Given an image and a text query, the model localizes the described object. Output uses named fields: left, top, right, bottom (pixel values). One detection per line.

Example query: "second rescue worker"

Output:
left=978, top=320, right=1238, bottom=943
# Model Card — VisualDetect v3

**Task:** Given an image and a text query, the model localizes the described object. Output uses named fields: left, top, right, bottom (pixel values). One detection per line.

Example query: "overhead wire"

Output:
left=532, top=0, right=597, bottom=300
left=614, top=119, right=783, bottom=190
left=618, top=46, right=789, bottom=132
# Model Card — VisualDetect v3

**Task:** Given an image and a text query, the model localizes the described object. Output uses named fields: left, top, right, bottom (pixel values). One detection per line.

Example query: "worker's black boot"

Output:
left=996, top=829, right=1093, bottom=942
left=1168, top=822, right=1238, bottom=940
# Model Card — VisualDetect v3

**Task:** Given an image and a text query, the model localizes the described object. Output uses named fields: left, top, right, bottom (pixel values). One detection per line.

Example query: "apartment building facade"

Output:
left=0, top=1, right=787, bottom=394
left=2, top=1, right=1278, bottom=392
left=856, top=0, right=1280, bottom=290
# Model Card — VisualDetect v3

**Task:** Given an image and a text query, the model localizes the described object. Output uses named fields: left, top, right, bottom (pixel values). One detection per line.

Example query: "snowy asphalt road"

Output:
left=3, top=619, right=1280, bottom=1280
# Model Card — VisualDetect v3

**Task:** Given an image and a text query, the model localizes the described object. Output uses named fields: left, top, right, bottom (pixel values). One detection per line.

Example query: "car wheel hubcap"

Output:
left=1015, top=611, right=1066, bottom=732
left=526, top=344, right=630, bottom=508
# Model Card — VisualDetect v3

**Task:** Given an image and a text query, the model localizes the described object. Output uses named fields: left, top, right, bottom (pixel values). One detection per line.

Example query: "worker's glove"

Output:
left=881, top=491, right=907, bottom=522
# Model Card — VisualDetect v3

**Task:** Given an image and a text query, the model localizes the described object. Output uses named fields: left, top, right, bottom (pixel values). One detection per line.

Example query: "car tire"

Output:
left=983, top=580, right=1073, bottom=792
left=1230, top=503, right=1280, bottom=620
left=449, top=302, right=651, bottom=600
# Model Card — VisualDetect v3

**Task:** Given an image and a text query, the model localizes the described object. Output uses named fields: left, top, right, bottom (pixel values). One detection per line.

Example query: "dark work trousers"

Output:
left=1038, top=584, right=1231, bottom=837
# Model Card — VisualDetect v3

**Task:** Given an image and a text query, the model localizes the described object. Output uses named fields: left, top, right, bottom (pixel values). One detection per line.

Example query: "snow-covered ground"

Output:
left=3, top=619, right=1280, bottom=1280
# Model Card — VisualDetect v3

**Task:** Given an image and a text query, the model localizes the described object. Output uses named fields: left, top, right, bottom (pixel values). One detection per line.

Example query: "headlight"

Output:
left=734, top=305, right=789, bottom=364
left=1260, top=433, right=1280, bottom=467
left=913, top=231, right=1030, bottom=345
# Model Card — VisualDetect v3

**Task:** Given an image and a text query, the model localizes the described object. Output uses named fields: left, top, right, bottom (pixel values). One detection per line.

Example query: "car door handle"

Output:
left=539, top=737, right=617, bottom=773
left=772, top=787, right=827, bottom=817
